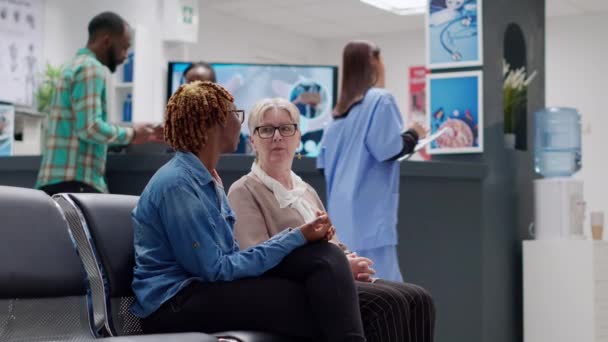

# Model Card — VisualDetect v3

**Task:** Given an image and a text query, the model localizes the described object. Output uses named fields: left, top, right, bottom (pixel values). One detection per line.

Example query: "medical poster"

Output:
left=0, top=0, right=45, bottom=106
left=0, top=103, right=14, bottom=156
left=426, top=0, right=483, bottom=69
left=408, top=66, right=430, bottom=161
left=426, top=71, right=483, bottom=154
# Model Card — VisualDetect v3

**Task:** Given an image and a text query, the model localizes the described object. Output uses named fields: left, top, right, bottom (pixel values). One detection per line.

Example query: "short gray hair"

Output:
left=248, top=98, right=300, bottom=135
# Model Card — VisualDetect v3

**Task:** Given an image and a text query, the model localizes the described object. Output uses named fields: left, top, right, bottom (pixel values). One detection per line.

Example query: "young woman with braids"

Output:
left=130, top=81, right=366, bottom=342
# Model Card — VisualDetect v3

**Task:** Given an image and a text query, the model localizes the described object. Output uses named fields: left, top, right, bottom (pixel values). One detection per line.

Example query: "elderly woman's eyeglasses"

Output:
left=254, top=124, right=298, bottom=139
left=229, top=110, right=245, bottom=124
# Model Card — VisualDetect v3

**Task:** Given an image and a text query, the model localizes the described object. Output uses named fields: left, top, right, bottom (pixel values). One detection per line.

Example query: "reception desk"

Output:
left=0, top=153, right=487, bottom=342
left=0, top=153, right=486, bottom=195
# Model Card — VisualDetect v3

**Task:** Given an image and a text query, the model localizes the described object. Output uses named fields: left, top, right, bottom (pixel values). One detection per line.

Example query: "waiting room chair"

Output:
left=0, top=185, right=96, bottom=341
left=55, top=192, right=302, bottom=342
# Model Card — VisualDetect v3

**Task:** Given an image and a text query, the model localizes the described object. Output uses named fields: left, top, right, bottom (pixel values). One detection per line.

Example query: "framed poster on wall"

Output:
left=426, top=71, right=483, bottom=154
left=0, top=0, right=45, bottom=106
left=408, top=66, right=430, bottom=160
left=0, top=103, right=15, bottom=156
left=426, top=0, right=483, bottom=69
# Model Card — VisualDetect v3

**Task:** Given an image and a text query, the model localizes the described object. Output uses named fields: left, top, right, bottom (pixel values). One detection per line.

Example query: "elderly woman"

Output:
left=131, top=81, right=365, bottom=342
left=228, top=98, right=436, bottom=342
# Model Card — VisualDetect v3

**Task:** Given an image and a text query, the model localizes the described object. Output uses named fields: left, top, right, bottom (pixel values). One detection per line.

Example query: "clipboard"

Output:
left=398, top=128, right=448, bottom=162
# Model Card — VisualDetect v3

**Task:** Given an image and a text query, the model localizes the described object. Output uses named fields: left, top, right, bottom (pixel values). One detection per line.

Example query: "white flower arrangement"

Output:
left=503, top=59, right=537, bottom=134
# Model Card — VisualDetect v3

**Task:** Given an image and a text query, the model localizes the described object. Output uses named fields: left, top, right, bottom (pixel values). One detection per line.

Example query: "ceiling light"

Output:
left=360, top=0, right=426, bottom=16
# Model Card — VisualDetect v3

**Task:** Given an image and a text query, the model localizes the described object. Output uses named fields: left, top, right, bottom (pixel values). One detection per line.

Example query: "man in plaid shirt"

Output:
left=37, top=12, right=162, bottom=195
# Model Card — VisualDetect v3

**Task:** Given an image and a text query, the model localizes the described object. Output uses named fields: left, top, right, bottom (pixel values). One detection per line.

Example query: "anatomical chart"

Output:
left=0, top=0, right=44, bottom=107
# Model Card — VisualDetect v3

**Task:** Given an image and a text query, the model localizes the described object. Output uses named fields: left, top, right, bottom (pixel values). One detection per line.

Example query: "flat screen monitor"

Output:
left=167, top=62, right=338, bottom=157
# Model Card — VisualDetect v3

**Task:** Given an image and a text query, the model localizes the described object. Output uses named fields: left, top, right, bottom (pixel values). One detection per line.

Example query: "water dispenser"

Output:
left=534, top=107, right=581, bottom=177
left=533, top=107, right=585, bottom=239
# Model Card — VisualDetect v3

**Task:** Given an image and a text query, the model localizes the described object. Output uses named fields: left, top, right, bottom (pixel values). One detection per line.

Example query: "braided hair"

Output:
left=164, top=81, right=234, bottom=153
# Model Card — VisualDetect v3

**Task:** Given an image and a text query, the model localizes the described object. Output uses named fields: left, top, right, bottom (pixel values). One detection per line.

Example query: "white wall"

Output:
left=45, top=0, right=136, bottom=66
left=44, top=0, right=172, bottom=122
left=546, top=13, right=608, bottom=230
left=42, top=1, right=322, bottom=121
left=43, top=0, right=425, bottom=121
left=318, top=29, right=426, bottom=116
left=186, top=8, right=324, bottom=65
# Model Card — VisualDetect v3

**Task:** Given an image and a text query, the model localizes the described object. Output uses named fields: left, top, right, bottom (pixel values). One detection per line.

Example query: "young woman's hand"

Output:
left=299, top=214, right=332, bottom=242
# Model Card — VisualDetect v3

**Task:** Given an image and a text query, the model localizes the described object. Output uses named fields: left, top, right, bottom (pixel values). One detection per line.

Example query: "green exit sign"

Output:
left=182, top=6, right=193, bottom=24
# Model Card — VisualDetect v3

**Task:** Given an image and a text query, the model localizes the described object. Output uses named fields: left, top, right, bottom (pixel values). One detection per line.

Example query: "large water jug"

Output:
left=534, top=107, right=581, bottom=177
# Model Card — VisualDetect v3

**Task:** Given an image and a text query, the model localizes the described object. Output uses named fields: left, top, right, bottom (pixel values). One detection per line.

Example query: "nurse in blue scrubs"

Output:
left=317, top=41, right=426, bottom=282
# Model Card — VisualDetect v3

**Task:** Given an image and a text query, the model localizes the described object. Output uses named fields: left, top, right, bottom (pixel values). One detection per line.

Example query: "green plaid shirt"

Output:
left=36, top=48, right=134, bottom=193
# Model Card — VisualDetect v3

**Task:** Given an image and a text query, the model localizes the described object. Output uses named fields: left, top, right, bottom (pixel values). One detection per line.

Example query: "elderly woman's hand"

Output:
left=347, top=253, right=376, bottom=282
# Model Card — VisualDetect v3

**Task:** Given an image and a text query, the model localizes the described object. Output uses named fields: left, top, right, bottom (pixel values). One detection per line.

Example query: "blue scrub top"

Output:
left=317, top=88, right=404, bottom=251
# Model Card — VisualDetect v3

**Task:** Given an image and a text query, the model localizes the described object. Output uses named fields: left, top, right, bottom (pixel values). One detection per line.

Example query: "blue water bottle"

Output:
left=122, top=94, right=132, bottom=122
left=534, top=107, right=582, bottom=177
left=123, top=53, right=134, bottom=82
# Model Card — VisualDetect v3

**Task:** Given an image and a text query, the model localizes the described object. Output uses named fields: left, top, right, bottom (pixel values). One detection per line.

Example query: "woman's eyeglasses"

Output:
left=229, top=110, right=245, bottom=124
left=254, top=124, right=298, bottom=139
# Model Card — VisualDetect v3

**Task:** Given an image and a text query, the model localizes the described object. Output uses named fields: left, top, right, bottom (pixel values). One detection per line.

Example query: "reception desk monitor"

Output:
left=167, top=62, right=338, bottom=156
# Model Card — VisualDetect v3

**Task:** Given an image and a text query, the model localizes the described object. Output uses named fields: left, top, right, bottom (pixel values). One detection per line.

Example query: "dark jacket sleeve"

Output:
left=387, top=129, right=420, bottom=161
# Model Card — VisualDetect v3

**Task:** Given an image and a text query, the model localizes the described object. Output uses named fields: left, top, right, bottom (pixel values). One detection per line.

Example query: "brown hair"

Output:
left=164, top=81, right=234, bottom=153
left=333, top=40, right=380, bottom=117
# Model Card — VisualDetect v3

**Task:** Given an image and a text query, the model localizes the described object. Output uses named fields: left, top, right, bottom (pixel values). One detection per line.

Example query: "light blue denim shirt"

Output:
left=131, top=151, right=306, bottom=318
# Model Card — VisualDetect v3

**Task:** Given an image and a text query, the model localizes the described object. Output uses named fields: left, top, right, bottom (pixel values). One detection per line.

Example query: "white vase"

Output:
left=504, top=133, right=516, bottom=149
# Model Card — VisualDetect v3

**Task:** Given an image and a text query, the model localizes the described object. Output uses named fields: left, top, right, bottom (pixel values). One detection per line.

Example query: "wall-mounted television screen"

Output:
left=167, top=62, right=338, bottom=156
